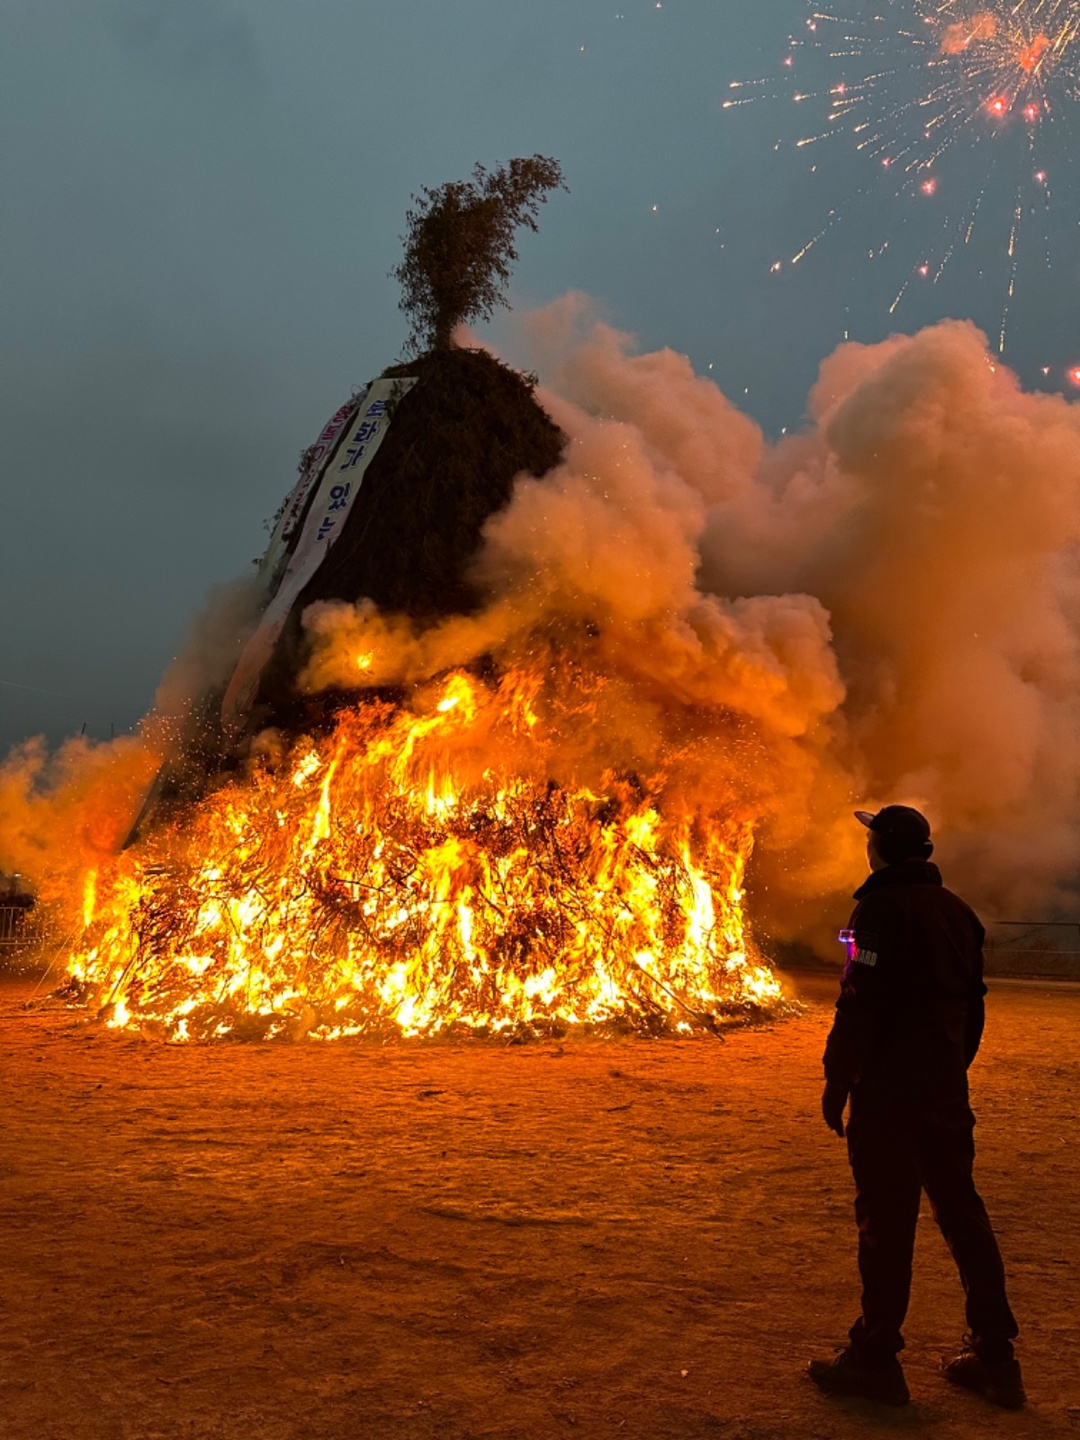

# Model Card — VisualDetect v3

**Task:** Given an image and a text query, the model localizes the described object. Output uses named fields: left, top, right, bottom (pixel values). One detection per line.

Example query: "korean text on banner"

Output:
left=221, top=377, right=417, bottom=726
left=256, top=390, right=367, bottom=594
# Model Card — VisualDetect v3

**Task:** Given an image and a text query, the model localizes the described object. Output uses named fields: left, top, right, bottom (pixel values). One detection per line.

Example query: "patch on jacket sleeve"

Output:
left=839, top=927, right=880, bottom=969
left=852, top=929, right=880, bottom=967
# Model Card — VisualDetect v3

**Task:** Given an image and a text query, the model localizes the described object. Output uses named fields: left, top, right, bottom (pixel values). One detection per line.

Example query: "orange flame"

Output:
left=65, top=669, right=779, bottom=1041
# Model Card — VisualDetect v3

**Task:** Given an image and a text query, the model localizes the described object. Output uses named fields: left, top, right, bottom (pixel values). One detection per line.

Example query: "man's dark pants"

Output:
left=846, top=1100, right=1018, bottom=1364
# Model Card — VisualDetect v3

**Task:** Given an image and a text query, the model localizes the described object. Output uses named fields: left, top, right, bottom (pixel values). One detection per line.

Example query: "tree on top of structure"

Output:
left=394, top=156, right=566, bottom=354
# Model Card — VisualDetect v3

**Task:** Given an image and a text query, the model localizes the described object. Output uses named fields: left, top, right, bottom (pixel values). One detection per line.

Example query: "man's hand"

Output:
left=821, top=1081, right=849, bottom=1138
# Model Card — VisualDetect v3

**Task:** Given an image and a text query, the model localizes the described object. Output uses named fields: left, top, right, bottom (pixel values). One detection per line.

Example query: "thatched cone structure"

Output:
left=248, top=347, right=565, bottom=734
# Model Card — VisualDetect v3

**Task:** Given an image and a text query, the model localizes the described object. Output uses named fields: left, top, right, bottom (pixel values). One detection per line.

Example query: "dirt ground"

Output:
left=0, top=971, right=1077, bottom=1440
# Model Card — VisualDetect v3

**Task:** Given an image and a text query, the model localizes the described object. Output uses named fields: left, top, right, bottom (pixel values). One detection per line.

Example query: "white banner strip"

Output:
left=256, top=390, right=367, bottom=593
left=222, top=377, right=417, bottom=726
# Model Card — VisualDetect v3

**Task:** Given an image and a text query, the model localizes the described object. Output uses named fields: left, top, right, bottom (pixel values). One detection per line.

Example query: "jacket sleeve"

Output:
left=822, top=893, right=897, bottom=1089
left=965, top=915, right=987, bottom=1067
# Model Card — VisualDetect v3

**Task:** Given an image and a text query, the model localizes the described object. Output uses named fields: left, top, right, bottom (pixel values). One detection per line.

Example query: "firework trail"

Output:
left=727, top=1, right=1080, bottom=356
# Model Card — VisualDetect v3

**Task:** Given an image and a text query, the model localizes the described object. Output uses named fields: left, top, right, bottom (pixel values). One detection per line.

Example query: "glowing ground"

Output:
left=0, top=973, right=1076, bottom=1439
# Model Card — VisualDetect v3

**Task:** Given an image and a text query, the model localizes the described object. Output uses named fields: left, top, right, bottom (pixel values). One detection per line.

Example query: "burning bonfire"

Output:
left=66, top=665, right=776, bottom=1041
left=48, top=158, right=795, bottom=1040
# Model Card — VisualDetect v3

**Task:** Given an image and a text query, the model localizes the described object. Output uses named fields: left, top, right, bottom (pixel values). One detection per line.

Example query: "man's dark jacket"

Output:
left=824, top=859, right=987, bottom=1112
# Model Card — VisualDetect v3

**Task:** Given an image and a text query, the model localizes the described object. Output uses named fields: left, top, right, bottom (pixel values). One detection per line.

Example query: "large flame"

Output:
left=65, top=667, right=779, bottom=1041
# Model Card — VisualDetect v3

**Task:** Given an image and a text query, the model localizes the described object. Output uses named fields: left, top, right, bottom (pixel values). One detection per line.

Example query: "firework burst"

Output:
left=727, top=1, right=1080, bottom=357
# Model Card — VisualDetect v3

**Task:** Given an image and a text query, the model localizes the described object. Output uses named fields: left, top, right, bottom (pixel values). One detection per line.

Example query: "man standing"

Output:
left=807, top=806, right=1024, bottom=1409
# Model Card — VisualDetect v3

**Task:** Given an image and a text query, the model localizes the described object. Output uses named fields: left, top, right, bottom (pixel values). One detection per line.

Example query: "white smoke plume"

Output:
left=545, top=304, right=1080, bottom=922
left=151, top=573, right=264, bottom=725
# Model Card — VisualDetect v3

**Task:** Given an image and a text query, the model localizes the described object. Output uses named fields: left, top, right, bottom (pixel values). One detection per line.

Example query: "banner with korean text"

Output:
left=255, top=390, right=368, bottom=593
left=222, top=376, right=417, bottom=726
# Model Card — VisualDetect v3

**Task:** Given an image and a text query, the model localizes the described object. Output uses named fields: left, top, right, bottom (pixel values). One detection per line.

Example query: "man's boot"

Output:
left=807, top=1348, right=910, bottom=1406
left=943, top=1338, right=1026, bottom=1410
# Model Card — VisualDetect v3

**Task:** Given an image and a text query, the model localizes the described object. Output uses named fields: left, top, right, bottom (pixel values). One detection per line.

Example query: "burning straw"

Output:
left=64, top=668, right=778, bottom=1041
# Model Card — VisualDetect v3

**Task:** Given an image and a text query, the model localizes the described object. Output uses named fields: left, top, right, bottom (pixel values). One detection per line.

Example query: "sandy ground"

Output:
left=0, top=971, right=1077, bottom=1440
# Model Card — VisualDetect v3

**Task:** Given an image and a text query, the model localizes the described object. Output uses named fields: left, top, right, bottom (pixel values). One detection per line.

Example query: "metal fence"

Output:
left=984, top=921, right=1080, bottom=980
left=0, top=904, right=51, bottom=959
left=4, top=906, right=1078, bottom=979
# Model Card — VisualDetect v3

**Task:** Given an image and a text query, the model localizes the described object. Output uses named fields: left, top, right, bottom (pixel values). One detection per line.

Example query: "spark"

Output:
left=729, top=1, right=1079, bottom=354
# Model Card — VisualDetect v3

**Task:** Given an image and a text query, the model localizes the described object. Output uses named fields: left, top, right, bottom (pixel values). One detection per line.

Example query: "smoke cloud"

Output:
left=568, top=306, right=1080, bottom=920
left=940, top=14, right=998, bottom=55
left=0, top=575, right=262, bottom=923
left=0, top=734, right=157, bottom=924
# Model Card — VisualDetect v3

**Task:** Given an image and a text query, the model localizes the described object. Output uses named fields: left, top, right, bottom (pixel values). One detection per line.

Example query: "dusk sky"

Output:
left=5, top=0, right=1079, bottom=749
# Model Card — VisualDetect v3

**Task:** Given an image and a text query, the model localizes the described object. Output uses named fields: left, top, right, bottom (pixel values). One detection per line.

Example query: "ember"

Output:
left=66, top=667, right=777, bottom=1041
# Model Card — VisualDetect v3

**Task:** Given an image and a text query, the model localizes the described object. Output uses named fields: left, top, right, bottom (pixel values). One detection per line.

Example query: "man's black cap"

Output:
left=854, top=805, right=932, bottom=852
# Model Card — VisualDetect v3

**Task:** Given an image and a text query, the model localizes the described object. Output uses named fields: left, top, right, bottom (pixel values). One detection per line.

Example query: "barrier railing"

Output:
left=985, top=921, right=1080, bottom=979
left=0, top=905, right=50, bottom=956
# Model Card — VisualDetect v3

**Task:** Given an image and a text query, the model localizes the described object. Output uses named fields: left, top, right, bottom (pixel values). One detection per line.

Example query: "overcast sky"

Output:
left=4, top=0, right=1078, bottom=749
